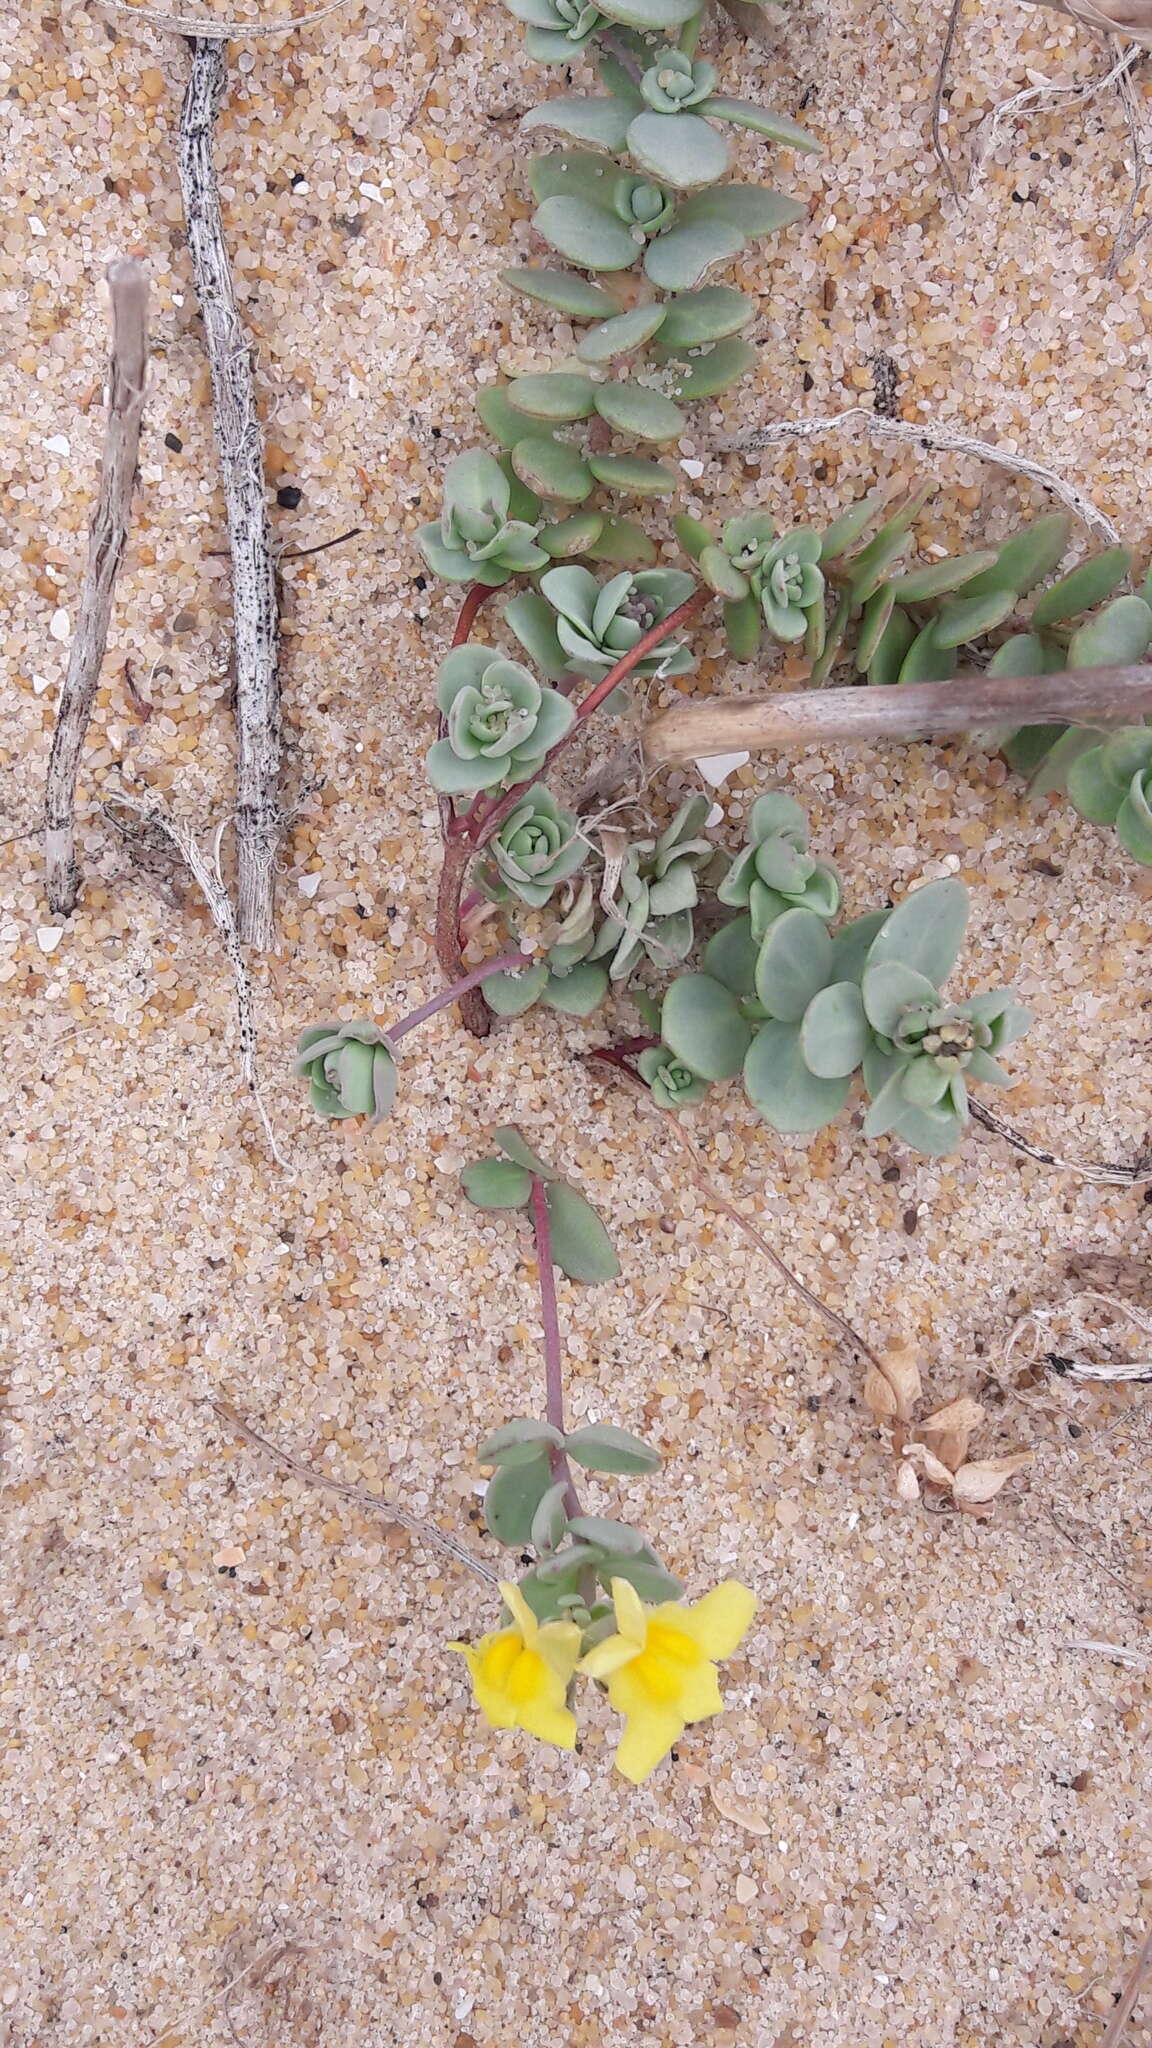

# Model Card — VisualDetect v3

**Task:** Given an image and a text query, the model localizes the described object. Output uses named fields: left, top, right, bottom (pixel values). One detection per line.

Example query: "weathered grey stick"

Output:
left=179, top=37, right=281, bottom=950
left=44, top=259, right=148, bottom=915
left=643, top=663, right=1152, bottom=765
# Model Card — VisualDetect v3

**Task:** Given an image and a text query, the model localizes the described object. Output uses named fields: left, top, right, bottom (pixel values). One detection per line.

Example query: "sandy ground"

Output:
left=2, top=0, right=1151, bottom=2042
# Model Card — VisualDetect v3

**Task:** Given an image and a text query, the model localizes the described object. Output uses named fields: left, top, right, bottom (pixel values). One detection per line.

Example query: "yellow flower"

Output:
left=579, top=1576, right=756, bottom=1785
left=451, top=1580, right=581, bottom=1752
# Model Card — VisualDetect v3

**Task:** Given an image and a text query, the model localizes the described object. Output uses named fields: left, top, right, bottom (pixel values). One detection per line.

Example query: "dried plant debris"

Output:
left=1006, top=1291, right=1152, bottom=1384
left=865, top=1341, right=1033, bottom=1513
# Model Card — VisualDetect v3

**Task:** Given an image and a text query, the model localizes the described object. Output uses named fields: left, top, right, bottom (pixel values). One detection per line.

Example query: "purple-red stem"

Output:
left=388, top=949, right=529, bottom=1043
left=529, top=1174, right=583, bottom=1519
left=463, top=589, right=710, bottom=849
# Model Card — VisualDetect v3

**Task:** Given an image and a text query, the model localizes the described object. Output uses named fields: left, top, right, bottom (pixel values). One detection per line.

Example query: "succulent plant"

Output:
left=717, top=791, right=841, bottom=937
left=503, top=0, right=608, bottom=61
left=643, top=860, right=1031, bottom=1158
left=295, top=1020, right=398, bottom=1123
left=482, top=786, right=589, bottom=908
left=639, top=49, right=718, bottom=112
left=417, top=449, right=549, bottom=587
left=636, top=1044, right=711, bottom=1109
left=757, top=529, right=826, bottom=641
left=585, top=796, right=715, bottom=979
left=1064, top=727, right=1152, bottom=861
left=426, top=644, right=576, bottom=796
left=506, top=564, right=697, bottom=681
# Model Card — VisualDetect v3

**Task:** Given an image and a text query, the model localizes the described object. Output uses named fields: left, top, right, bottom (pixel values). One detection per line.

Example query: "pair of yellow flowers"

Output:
left=453, top=1575, right=756, bottom=1785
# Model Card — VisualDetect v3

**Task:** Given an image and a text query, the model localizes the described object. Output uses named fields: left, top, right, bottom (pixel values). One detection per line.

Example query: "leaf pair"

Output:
left=461, top=1126, right=622, bottom=1284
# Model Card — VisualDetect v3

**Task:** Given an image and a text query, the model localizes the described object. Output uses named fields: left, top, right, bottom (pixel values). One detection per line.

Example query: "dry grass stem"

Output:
left=44, top=259, right=148, bottom=915
left=210, top=1398, right=499, bottom=1585
left=726, top=406, right=1122, bottom=542
left=970, top=1099, right=1152, bottom=1185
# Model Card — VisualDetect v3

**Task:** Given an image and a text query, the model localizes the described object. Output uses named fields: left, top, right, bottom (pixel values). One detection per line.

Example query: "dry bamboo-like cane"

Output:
left=642, top=662, right=1152, bottom=766
left=44, top=259, right=148, bottom=915
left=179, top=37, right=282, bottom=950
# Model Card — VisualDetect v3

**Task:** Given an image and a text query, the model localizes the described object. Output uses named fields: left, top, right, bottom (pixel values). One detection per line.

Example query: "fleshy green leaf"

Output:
left=696, top=95, right=821, bottom=151
left=699, top=544, right=750, bottom=599
left=800, top=979, right=869, bottom=1078
left=724, top=592, right=761, bottom=659
left=854, top=583, right=895, bottom=672
left=584, top=515, right=659, bottom=564
left=627, top=109, right=730, bottom=188
left=576, top=303, right=668, bottom=363
left=1067, top=594, right=1152, bottom=667
left=533, top=196, right=642, bottom=270
left=828, top=908, right=888, bottom=983
left=476, top=383, right=537, bottom=449
left=529, top=147, right=619, bottom=206
left=1116, top=777, right=1152, bottom=863
left=531, top=1481, right=570, bottom=1554
left=668, top=335, right=757, bottom=399
left=481, top=962, right=551, bottom=1015
left=677, top=184, right=806, bottom=234
left=659, top=285, right=753, bottom=346
left=483, top=1455, right=555, bottom=1545
left=660, top=972, right=754, bottom=1079
left=986, top=631, right=1061, bottom=678
left=478, top=1417, right=565, bottom=1462
left=864, top=878, right=968, bottom=988
left=499, top=266, right=618, bottom=318
left=563, top=1421, right=662, bottom=1473
left=539, top=510, right=605, bottom=558
left=643, top=218, right=746, bottom=291
left=565, top=1514, right=645, bottom=1552
left=860, top=959, right=940, bottom=1035
left=494, top=1125, right=558, bottom=1177
left=1064, top=745, right=1129, bottom=825
left=819, top=490, right=888, bottom=562
left=702, top=915, right=759, bottom=994
left=962, top=511, right=1072, bottom=599
left=460, top=1157, right=535, bottom=1207
left=507, top=370, right=599, bottom=420
left=596, top=1553, right=684, bottom=1601
left=594, top=382, right=686, bottom=440
left=743, top=1019, right=852, bottom=1132
left=587, top=451, right=679, bottom=494
left=597, top=0, right=701, bottom=25
left=1030, top=545, right=1132, bottom=627
left=896, top=623, right=956, bottom=685
left=544, top=1179, right=622, bottom=1284
left=541, top=962, right=610, bottom=1015
left=521, top=95, right=635, bottom=152
left=930, top=587, right=1017, bottom=649
left=502, top=590, right=569, bottom=675
left=886, top=550, right=998, bottom=604
left=754, top=907, right=833, bottom=1021
left=511, top=436, right=595, bottom=503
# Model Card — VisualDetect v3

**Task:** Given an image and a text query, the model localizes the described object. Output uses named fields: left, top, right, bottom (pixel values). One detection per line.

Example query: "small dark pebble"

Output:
left=802, top=371, right=814, bottom=392
left=277, top=485, right=303, bottom=509
left=290, top=170, right=307, bottom=189
left=164, top=431, right=183, bottom=452
left=1031, top=857, right=1063, bottom=876
left=1059, top=149, right=1073, bottom=167
left=171, top=610, right=197, bottom=634
left=881, top=1164, right=901, bottom=1183
left=1067, top=1421, right=1083, bottom=1438
left=806, top=1394, right=821, bottom=1411
left=903, top=1208, right=919, bottom=1235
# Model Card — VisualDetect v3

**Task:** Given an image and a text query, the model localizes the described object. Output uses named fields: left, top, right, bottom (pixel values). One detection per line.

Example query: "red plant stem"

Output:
left=529, top=1175, right=583, bottom=1519
left=451, top=581, right=493, bottom=648
left=388, top=949, right=529, bottom=1043
left=434, top=840, right=492, bottom=1037
left=584, top=1036, right=659, bottom=1077
left=464, top=589, right=710, bottom=848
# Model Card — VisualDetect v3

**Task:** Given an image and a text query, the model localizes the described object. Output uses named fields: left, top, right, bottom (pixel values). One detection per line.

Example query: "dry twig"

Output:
left=642, top=660, right=1152, bottom=764
left=587, top=1054, right=883, bottom=1370
left=105, top=795, right=290, bottom=1168
left=180, top=38, right=282, bottom=948
left=726, top=406, right=1122, bottom=542
left=970, top=1099, right=1152, bottom=1185
left=931, top=0, right=965, bottom=208
left=102, top=0, right=352, bottom=36
left=44, top=259, right=148, bottom=915
left=1097, top=1923, right=1152, bottom=2048
left=969, top=43, right=1138, bottom=193
left=210, top=1398, right=499, bottom=1584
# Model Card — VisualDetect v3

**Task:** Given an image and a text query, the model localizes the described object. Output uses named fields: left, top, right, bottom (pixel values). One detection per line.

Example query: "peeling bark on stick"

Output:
left=44, top=258, right=148, bottom=915
left=179, top=37, right=281, bottom=950
left=643, top=664, right=1152, bottom=766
